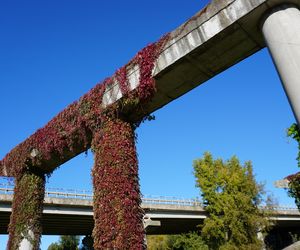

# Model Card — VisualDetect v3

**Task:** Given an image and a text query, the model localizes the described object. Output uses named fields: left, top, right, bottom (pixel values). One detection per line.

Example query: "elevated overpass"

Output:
left=1, top=0, right=300, bottom=177
left=1, top=185, right=300, bottom=235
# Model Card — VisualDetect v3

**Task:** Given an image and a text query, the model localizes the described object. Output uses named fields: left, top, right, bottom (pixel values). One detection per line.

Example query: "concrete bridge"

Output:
left=1, top=0, right=300, bottom=177
left=1, top=186, right=300, bottom=235
left=1, top=0, right=300, bottom=248
left=104, top=0, right=300, bottom=126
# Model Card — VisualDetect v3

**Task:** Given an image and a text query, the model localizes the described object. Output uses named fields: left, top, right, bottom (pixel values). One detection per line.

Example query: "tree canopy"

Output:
left=193, top=152, right=271, bottom=250
left=47, top=235, right=80, bottom=250
left=171, top=232, right=208, bottom=250
left=286, top=123, right=300, bottom=209
left=147, top=233, right=208, bottom=250
left=47, top=235, right=95, bottom=250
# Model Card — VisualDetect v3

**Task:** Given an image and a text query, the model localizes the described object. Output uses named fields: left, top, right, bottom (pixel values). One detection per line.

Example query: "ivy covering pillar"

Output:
left=0, top=32, right=169, bottom=250
left=92, top=117, right=145, bottom=249
left=7, top=171, right=45, bottom=250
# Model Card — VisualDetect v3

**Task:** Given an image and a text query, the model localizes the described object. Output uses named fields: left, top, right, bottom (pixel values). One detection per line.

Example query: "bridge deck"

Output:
left=0, top=186, right=300, bottom=235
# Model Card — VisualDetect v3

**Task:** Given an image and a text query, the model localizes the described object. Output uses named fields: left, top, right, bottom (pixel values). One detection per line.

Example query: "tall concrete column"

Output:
left=261, top=4, right=300, bottom=126
left=91, top=118, right=145, bottom=249
left=7, top=171, right=45, bottom=250
left=19, top=230, right=35, bottom=250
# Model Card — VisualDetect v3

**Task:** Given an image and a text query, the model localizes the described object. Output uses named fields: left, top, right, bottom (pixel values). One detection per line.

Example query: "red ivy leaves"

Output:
left=7, top=172, right=45, bottom=250
left=0, top=34, right=169, bottom=178
left=2, top=34, right=170, bottom=249
left=1, top=100, right=91, bottom=177
left=115, top=66, right=129, bottom=96
left=92, top=119, right=145, bottom=249
left=90, top=35, right=169, bottom=249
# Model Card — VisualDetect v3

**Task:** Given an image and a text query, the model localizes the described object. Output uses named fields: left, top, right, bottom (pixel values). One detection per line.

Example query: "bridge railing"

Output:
left=141, top=195, right=202, bottom=207
left=46, top=187, right=93, bottom=200
left=0, top=183, right=13, bottom=195
left=0, top=183, right=202, bottom=207
left=260, top=205, right=299, bottom=212
left=0, top=182, right=298, bottom=211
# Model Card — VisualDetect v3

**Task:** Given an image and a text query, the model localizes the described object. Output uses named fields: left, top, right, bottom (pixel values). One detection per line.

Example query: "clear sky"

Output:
left=0, top=0, right=298, bottom=248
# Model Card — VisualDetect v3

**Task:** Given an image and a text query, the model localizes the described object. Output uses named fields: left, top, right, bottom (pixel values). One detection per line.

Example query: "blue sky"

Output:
left=0, top=0, right=298, bottom=248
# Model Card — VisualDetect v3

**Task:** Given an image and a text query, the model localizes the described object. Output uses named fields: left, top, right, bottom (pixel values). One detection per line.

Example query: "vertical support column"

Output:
left=7, top=171, right=45, bottom=250
left=92, top=118, right=145, bottom=249
left=261, top=4, right=300, bottom=126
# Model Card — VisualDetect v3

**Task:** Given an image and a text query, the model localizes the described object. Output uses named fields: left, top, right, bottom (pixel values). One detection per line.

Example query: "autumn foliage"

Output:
left=7, top=171, right=45, bottom=249
left=3, top=33, right=169, bottom=249
left=92, top=118, right=145, bottom=249
left=90, top=35, right=169, bottom=249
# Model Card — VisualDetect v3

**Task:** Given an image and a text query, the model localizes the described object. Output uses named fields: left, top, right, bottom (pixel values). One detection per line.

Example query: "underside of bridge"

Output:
left=1, top=0, right=300, bottom=249
left=0, top=212, right=203, bottom=236
left=1, top=199, right=300, bottom=236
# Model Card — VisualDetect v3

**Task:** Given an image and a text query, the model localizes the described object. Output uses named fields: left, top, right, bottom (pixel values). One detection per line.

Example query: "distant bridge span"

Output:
left=1, top=186, right=300, bottom=235
left=1, top=0, right=300, bottom=176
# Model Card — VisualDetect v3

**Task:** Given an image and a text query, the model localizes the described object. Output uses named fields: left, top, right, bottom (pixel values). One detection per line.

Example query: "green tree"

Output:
left=147, top=235, right=170, bottom=250
left=47, top=242, right=61, bottom=250
left=172, top=232, right=208, bottom=250
left=147, top=233, right=208, bottom=250
left=193, top=152, right=271, bottom=250
left=47, top=235, right=80, bottom=250
left=287, top=123, right=300, bottom=209
left=287, top=123, right=300, bottom=167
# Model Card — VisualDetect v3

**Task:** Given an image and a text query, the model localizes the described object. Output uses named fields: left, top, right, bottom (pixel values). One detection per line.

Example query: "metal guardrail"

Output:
left=142, top=195, right=202, bottom=206
left=0, top=183, right=202, bottom=207
left=0, top=182, right=298, bottom=211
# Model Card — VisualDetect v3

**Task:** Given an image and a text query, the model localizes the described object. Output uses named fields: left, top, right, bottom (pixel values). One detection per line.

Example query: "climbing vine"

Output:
left=286, top=123, right=300, bottom=209
left=90, top=35, right=169, bottom=249
left=7, top=171, right=45, bottom=250
left=2, top=33, right=170, bottom=249
left=0, top=4, right=219, bottom=248
left=92, top=118, right=144, bottom=249
left=0, top=35, right=169, bottom=178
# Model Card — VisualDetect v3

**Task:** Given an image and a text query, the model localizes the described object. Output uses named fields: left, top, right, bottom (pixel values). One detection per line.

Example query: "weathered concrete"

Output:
left=283, top=241, right=300, bottom=250
left=2, top=0, right=300, bottom=176
left=262, top=4, right=300, bottom=125
left=114, top=0, right=300, bottom=120
left=19, top=230, right=34, bottom=250
left=0, top=195, right=205, bottom=235
left=1, top=195, right=300, bottom=235
left=143, top=215, right=161, bottom=229
left=274, top=179, right=290, bottom=188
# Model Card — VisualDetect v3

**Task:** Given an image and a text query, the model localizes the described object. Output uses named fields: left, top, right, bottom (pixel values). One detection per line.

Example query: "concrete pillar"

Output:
left=19, top=230, right=34, bottom=250
left=92, top=118, right=145, bottom=249
left=7, top=172, right=45, bottom=250
left=261, top=4, right=300, bottom=126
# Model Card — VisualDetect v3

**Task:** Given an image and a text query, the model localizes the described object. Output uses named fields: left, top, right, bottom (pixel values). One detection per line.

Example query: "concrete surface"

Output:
left=262, top=4, right=300, bottom=125
left=2, top=0, right=300, bottom=175
left=1, top=194, right=300, bottom=235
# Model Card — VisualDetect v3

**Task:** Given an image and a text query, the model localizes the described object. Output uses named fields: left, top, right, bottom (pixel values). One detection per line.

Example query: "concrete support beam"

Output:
left=2, top=0, right=300, bottom=177
left=262, top=4, right=300, bottom=125
left=143, top=215, right=161, bottom=229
